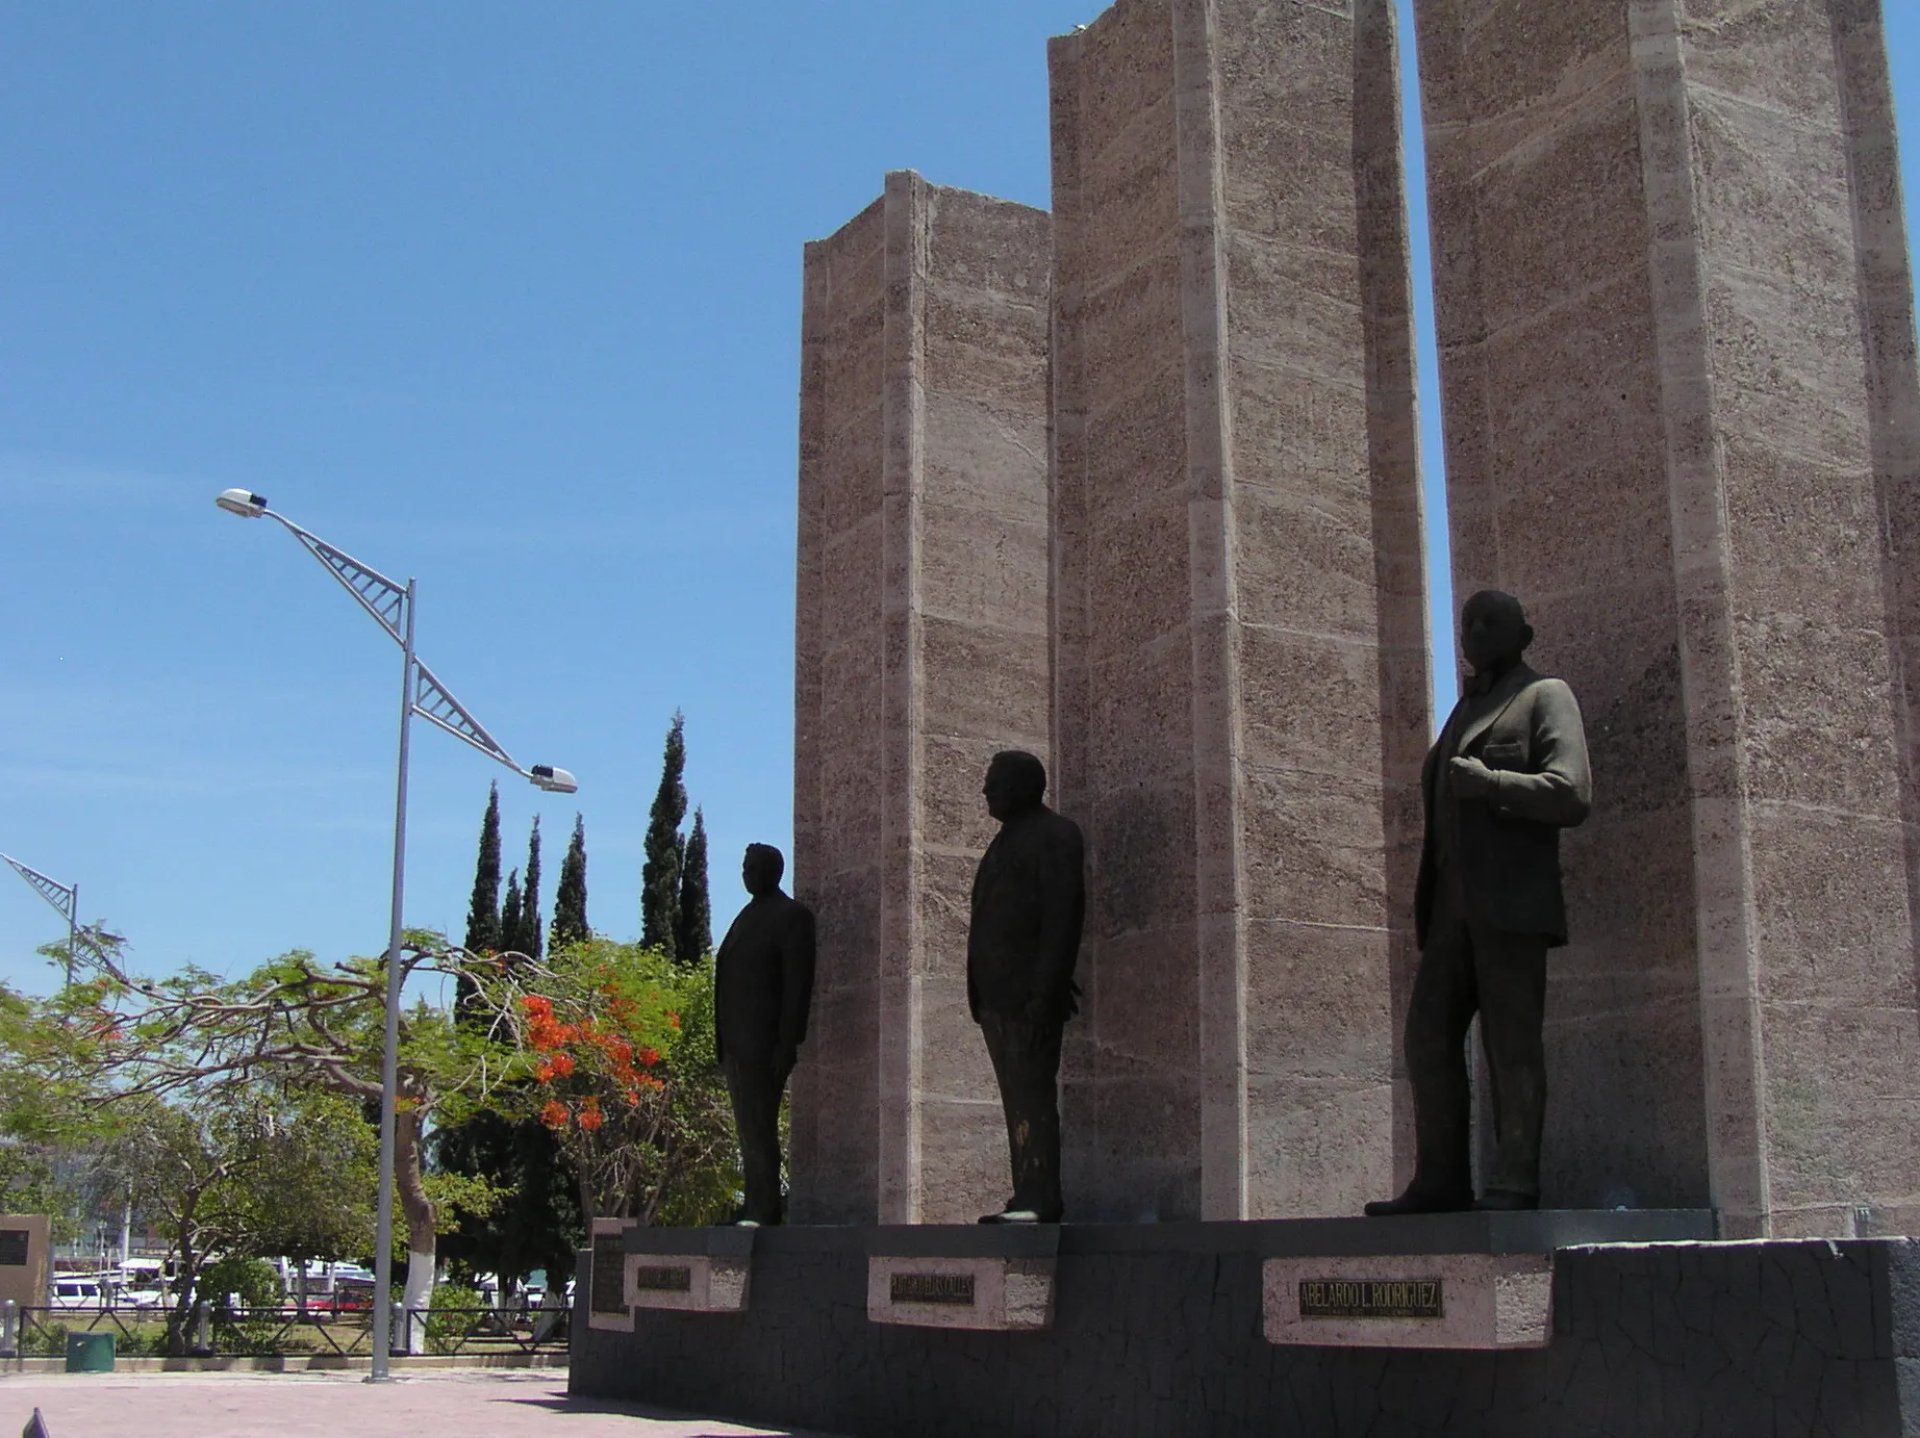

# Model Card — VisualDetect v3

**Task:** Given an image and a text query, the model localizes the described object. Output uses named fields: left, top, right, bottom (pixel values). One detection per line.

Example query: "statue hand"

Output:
left=1449, top=755, right=1499, bottom=800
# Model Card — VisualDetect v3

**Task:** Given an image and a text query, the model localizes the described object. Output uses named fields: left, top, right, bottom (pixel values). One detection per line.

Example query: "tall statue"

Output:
left=969, top=750, right=1085, bottom=1225
left=714, top=843, right=816, bottom=1227
left=1367, top=591, right=1592, bottom=1216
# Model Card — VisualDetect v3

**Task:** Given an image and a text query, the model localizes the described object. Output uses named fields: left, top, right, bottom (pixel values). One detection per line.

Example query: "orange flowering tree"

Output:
left=473, top=937, right=735, bottom=1226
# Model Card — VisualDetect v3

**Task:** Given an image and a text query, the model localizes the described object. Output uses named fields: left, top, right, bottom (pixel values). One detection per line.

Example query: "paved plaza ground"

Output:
left=0, top=1369, right=839, bottom=1438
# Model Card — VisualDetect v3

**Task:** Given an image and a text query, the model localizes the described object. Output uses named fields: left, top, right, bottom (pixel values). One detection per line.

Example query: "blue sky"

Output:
left=1, top=3, right=1916, bottom=995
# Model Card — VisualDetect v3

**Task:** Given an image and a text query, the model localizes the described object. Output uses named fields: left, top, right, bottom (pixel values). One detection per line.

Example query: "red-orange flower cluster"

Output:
left=520, top=987, right=673, bottom=1132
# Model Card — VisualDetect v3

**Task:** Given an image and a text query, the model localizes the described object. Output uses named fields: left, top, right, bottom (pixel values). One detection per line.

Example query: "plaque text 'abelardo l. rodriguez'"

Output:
left=1298, top=1278, right=1444, bottom=1320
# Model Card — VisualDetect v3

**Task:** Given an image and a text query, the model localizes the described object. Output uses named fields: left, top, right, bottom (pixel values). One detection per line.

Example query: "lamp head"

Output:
left=216, top=489, right=268, bottom=518
left=529, top=765, right=578, bottom=795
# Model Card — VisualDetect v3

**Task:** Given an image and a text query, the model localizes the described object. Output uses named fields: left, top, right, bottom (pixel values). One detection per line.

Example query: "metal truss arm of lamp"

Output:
left=216, top=487, right=577, bottom=1382
left=0, top=853, right=79, bottom=988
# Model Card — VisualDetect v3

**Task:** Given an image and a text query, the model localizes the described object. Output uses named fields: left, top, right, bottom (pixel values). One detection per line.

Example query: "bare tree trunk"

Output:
left=394, top=1107, right=437, bottom=1355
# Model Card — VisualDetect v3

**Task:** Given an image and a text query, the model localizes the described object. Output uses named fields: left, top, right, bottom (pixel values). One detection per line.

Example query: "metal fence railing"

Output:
left=0, top=1302, right=568, bottom=1360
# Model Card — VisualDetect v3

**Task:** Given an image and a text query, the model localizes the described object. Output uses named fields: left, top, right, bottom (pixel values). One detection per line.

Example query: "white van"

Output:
left=48, top=1278, right=107, bottom=1310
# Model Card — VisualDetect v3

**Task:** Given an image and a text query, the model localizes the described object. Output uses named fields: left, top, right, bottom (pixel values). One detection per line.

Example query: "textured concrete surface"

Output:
left=0, top=1370, right=836, bottom=1438
left=791, top=173, right=1052, bottom=1224
left=1048, top=0, right=1430, bottom=1223
left=574, top=1232, right=1920, bottom=1437
left=1417, top=0, right=1920, bottom=1235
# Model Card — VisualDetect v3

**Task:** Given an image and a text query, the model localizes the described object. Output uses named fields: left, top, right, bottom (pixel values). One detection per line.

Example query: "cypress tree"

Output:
left=640, top=713, right=688, bottom=955
left=550, top=815, right=589, bottom=952
left=463, top=783, right=503, bottom=955
left=675, top=807, right=712, bottom=962
left=515, top=817, right=544, bottom=962
left=500, top=869, right=524, bottom=958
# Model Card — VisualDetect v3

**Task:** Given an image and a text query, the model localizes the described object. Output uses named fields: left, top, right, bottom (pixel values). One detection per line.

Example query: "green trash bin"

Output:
left=65, top=1331, right=115, bottom=1372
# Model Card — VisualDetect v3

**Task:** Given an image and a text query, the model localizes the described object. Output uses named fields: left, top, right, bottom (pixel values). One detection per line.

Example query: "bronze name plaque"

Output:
left=890, top=1272, right=976, bottom=1307
left=1298, top=1278, right=1444, bottom=1321
left=590, top=1234, right=626, bottom=1314
left=632, top=1265, right=694, bottom=1294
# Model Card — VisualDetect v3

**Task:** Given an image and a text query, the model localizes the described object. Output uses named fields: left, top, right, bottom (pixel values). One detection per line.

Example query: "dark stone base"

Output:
left=571, top=1217, right=1920, bottom=1437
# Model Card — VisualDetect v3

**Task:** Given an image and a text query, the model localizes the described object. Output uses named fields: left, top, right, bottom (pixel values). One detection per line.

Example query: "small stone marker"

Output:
left=868, top=1256, right=1052, bottom=1331
left=587, top=1221, right=635, bottom=1333
left=1264, top=1254, right=1552, bottom=1349
left=23, top=1409, right=51, bottom=1438
left=631, top=1264, right=693, bottom=1294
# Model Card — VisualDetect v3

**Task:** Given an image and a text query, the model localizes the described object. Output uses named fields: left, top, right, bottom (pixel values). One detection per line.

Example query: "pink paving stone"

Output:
left=0, top=1370, right=842, bottom=1438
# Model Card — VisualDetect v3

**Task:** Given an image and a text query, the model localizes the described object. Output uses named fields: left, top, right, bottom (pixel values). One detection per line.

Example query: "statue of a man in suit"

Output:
left=969, top=751, right=1085, bottom=1225
left=714, top=843, right=816, bottom=1226
left=1368, top=591, right=1592, bottom=1216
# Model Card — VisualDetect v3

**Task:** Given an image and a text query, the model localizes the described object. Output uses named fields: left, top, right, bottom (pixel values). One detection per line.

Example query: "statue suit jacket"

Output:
left=714, top=891, right=816, bottom=1066
left=1415, top=662, right=1593, bottom=948
left=967, top=805, right=1086, bottom=1023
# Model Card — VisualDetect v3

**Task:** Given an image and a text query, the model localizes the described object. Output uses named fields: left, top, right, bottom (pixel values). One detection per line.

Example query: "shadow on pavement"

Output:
left=502, top=1389, right=827, bottom=1437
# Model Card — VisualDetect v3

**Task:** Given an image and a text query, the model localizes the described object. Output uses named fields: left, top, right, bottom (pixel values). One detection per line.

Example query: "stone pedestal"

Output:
left=570, top=1215, right=1920, bottom=1437
left=0, top=1216, right=48, bottom=1317
left=1416, top=0, right=1920, bottom=1236
left=1047, top=0, right=1430, bottom=1222
left=790, top=172, right=1053, bottom=1224
left=587, top=1221, right=756, bottom=1327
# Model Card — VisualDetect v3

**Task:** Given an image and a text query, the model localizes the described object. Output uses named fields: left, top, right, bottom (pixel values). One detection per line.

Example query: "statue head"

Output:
left=741, top=843, right=786, bottom=897
left=983, top=750, right=1048, bottom=823
left=1459, top=590, right=1533, bottom=675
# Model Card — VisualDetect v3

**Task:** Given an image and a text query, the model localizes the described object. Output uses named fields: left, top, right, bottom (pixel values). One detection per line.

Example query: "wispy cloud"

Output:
left=0, top=452, right=203, bottom=509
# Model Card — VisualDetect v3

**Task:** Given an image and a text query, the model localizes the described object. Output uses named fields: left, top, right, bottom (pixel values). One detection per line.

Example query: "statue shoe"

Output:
left=1363, top=1189, right=1473, bottom=1217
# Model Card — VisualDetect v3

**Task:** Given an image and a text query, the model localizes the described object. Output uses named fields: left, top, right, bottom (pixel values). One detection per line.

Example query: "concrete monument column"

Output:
left=1417, top=0, right=1920, bottom=1235
left=1049, top=0, right=1431, bottom=1221
left=790, top=172, right=1053, bottom=1224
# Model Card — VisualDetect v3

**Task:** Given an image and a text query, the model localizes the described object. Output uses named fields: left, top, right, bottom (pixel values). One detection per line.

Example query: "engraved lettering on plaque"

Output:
left=890, top=1272, right=976, bottom=1306
left=632, top=1265, right=694, bottom=1293
left=590, top=1234, right=627, bottom=1314
left=1298, top=1278, right=1444, bottom=1320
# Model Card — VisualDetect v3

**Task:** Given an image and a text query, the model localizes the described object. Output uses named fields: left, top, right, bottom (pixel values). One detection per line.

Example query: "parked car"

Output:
left=115, top=1287, right=165, bottom=1310
left=48, top=1278, right=108, bottom=1310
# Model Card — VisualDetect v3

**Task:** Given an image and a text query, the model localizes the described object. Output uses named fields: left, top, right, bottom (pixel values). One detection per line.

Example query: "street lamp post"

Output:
left=0, top=854, right=80, bottom=988
left=216, top=488, right=576, bottom=1383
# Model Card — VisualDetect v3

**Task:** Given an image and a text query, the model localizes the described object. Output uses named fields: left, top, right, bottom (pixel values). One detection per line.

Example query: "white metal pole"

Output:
left=368, top=578, right=416, bottom=1383
left=66, top=883, right=76, bottom=989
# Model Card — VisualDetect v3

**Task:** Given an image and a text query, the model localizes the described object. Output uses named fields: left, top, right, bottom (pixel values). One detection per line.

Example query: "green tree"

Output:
left=551, top=815, right=589, bottom=951
left=47, top=936, right=499, bottom=1353
left=500, top=870, right=523, bottom=958
left=513, top=818, right=545, bottom=962
left=97, top=1088, right=377, bottom=1352
left=467, top=938, right=735, bottom=1225
left=431, top=1112, right=579, bottom=1296
left=641, top=713, right=688, bottom=955
left=675, top=808, right=712, bottom=961
left=464, top=784, right=503, bottom=956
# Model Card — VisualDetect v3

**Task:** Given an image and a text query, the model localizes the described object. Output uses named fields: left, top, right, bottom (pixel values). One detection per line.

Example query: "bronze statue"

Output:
left=714, top=843, right=816, bottom=1226
left=1367, top=591, right=1592, bottom=1216
left=969, top=751, right=1085, bottom=1225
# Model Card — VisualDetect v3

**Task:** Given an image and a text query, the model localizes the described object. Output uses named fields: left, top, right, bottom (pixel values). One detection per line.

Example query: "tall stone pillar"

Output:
left=790, top=172, right=1053, bottom=1224
left=1417, top=0, right=1920, bottom=1236
left=1049, top=0, right=1431, bottom=1222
